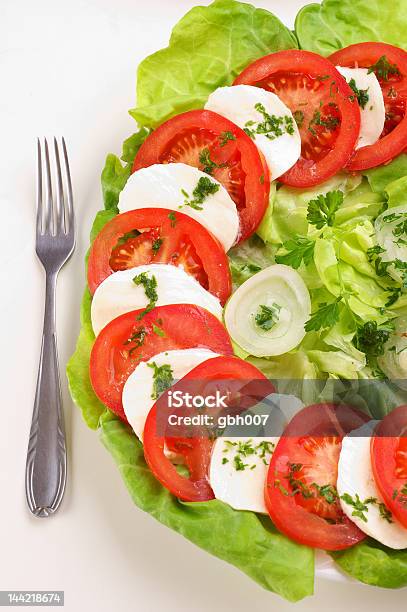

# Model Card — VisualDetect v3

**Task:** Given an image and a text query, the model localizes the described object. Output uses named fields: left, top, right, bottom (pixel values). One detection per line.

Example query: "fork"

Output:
left=25, top=138, right=75, bottom=518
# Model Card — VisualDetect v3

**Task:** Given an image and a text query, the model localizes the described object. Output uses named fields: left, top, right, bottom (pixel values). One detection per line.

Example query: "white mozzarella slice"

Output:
left=205, top=85, right=301, bottom=180
left=91, top=264, right=222, bottom=336
left=210, top=436, right=279, bottom=513
left=118, top=163, right=239, bottom=251
left=123, top=348, right=219, bottom=441
left=209, top=393, right=303, bottom=513
left=336, top=67, right=385, bottom=149
left=337, top=422, right=407, bottom=549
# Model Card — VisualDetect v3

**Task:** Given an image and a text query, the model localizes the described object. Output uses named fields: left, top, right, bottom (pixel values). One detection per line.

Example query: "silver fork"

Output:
left=25, top=138, right=75, bottom=518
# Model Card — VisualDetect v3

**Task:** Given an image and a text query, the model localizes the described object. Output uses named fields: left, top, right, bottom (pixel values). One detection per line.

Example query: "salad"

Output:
left=67, top=0, right=407, bottom=602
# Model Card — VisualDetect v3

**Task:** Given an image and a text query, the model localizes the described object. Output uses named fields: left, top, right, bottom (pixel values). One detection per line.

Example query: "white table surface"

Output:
left=1, top=0, right=406, bottom=609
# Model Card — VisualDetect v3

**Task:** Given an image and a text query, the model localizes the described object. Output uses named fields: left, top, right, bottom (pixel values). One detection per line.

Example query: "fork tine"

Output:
left=43, top=138, right=54, bottom=234
left=36, top=139, right=43, bottom=235
left=61, top=138, right=74, bottom=233
left=53, top=138, right=65, bottom=234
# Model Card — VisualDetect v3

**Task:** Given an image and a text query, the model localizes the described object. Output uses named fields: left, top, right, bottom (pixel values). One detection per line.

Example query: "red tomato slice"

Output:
left=234, top=50, right=360, bottom=188
left=87, top=208, right=231, bottom=305
left=132, top=110, right=270, bottom=243
left=371, top=405, right=407, bottom=528
left=265, top=403, right=369, bottom=550
left=329, top=43, right=407, bottom=171
left=89, top=304, right=233, bottom=422
left=143, top=356, right=274, bottom=501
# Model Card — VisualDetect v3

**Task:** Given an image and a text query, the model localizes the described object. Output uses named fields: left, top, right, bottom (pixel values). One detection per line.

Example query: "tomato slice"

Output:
left=87, top=208, right=231, bottom=305
left=265, top=403, right=369, bottom=550
left=371, top=405, right=407, bottom=528
left=143, top=356, right=274, bottom=501
left=234, top=50, right=360, bottom=188
left=89, top=304, right=233, bottom=421
left=132, top=110, right=270, bottom=243
left=329, top=43, right=407, bottom=171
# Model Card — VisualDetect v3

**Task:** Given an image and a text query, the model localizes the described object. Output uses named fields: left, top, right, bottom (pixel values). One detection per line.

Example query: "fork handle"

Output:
left=25, top=272, right=67, bottom=517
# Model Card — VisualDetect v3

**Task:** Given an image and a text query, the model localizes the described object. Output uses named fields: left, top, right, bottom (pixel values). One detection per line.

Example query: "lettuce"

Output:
left=295, top=0, right=407, bottom=56
left=365, top=154, right=407, bottom=195
left=99, top=410, right=314, bottom=601
left=130, top=0, right=298, bottom=128
left=330, top=540, right=407, bottom=588
left=257, top=173, right=361, bottom=245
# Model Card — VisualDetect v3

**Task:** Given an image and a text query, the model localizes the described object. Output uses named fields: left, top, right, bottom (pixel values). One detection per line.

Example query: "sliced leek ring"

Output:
left=375, top=205, right=407, bottom=283
left=224, top=264, right=311, bottom=357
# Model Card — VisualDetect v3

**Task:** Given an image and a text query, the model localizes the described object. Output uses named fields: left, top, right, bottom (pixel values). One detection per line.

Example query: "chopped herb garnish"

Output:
left=367, top=55, right=400, bottom=81
left=340, top=492, right=369, bottom=522
left=348, top=78, right=369, bottom=109
left=255, top=303, right=281, bottom=331
left=240, top=263, right=261, bottom=274
left=244, top=103, right=295, bottom=140
left=116, top=229, right=141, bottom=246
left=293, top=110, right=304, bottom=128
left=234, top=454, right=248, bottom=471
left=133, top=272, right=158, bottom=319
left=222, top=438, right=275, bottom=471
left=148, top=361, right=174, bottom=400
left=341, top=492, right=393, bottom=523
left=367, top=245, right=386, bottom=261
left=152, top=237, right=163, bottom=254
left=199, top=147, right=227, bottom=175
left=222, top=457, right=229, bottom=465
left=275, top=235, right=315, bottom=269
left=152, top=323, right=166, bottom=337
left=219, top=130, right=236, bottom=147
left=305, top=297, right=342, bottom=332
left=282, top=463, right=339, bottom=505
left=386, top=286, right=402, bottom=307
left=354, top=321, right=393, bottom=358
left=181, top=176, right=220, bottom=211
left=393, top=483, right=407, bottom=507
left=308, top=109, right=339, bottom=136
left=124, top=327, right=146, bottom=355
left=168, top=211, right=177, bottom=227
left=307, top=190, right=343, bottom=229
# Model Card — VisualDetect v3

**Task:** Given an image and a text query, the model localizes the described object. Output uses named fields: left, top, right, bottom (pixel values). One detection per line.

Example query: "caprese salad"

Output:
left=67, top=0, right=407, bottom=601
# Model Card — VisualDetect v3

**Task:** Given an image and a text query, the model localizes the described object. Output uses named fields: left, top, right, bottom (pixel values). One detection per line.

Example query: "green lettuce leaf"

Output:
left=66, top=289, right=104, bottom=429
left=100, top=409, right=314, bottom=602
left=257, top=173, right=361, bottom=245
left=365, top=154, right=407, bottom=195
left=130, top=0, right=298, bottom=128
left=295, top=0, right=407, bottom=56
left=330, top=539, right=407, bottom=588
left=101, top=128, right=149, bottom=211
left=228, top=234, right=276, bottom=288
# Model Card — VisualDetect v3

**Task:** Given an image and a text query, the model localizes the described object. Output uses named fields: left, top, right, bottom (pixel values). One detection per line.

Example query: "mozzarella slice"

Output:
left=205, top=85, right=301, bottom=180
left=336, top=67, right=385, bottom=149
left=118, top=163, right=239, bottom=251
left=209, top=393, right=303, bottom=513
left=123, top=348, right=219, bottom=441
left=337, top=422, right=407, bottom=549
left=210, top=436, right=279, bottom=513
left=91, top=264, right=222, bottom=335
